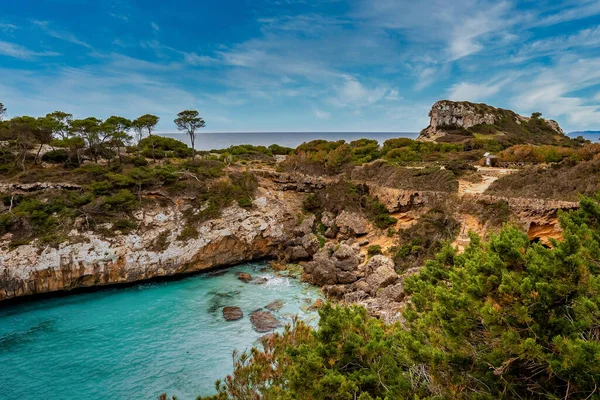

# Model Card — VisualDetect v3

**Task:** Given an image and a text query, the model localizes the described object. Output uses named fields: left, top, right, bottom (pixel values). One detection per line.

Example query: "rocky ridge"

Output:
left=418, top=100, right=565, bottom=142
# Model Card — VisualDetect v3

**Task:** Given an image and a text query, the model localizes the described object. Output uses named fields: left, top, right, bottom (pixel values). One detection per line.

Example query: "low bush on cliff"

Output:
left=302, top=180, right=397, bottom=228
left=392, top=206, right=460, bottom=272
left=351, top=160, right=459, bottom=192
left=183, top=171, right=258, bottom=225
left=195, top=194, right=600, bottom=400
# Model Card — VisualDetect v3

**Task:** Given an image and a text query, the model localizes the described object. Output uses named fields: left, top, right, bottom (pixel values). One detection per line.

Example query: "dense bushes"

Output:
left=139, top=136, right=193, bottom=159
left=392, top=206, right=460, bottom=272
left=498, top=143, right=600, bottom=164
left=198, top=195, right=600, bottom=400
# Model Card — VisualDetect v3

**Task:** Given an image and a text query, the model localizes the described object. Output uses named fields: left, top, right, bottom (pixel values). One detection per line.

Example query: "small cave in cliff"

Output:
left=527, top=221, right=562, bottom=249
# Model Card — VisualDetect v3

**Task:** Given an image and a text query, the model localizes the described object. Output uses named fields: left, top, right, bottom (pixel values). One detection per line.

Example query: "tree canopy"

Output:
left=174, top=110, right=205, bottom=156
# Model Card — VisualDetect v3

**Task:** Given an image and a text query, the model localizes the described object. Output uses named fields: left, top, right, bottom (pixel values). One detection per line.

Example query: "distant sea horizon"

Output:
left=159, top=131, right=419, bottom=151
left=158, top=130, right=599, bottom=151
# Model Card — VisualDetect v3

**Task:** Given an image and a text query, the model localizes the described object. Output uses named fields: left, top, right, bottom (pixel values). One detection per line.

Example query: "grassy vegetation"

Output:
left=351, top=160, right=459, bottom=192
left=487, top=158, right=600, bottom=201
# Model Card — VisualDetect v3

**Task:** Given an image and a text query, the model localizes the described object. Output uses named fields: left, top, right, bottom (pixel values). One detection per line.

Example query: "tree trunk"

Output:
left=34, top=143, right=44, bottom=165
left=190, top=133, right=195, bottom=159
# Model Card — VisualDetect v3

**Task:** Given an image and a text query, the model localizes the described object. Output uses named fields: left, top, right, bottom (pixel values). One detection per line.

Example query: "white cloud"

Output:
left=183, top=52, right=218, bottom=66
left=331, top=78, right=388, bottom=108
left=509, top=26, right=600, bottom=62
left=314, top=109, right=331, bottom=120
left=535, top=0, right=600, bottom=27
left=110, top=13, right=129, bottom=21
left=151, top=22, right=160, bottom=32
left=0, top=23, right=17, bottom=31
left=448, top=81, right=504, bottom=102
left=511, top=56, right=600, bottom=129
left=32, top=20, right=92, bottom=49
left=385, top=88, right=400, bottom=100
left=0, top=40, right=60, bottom=60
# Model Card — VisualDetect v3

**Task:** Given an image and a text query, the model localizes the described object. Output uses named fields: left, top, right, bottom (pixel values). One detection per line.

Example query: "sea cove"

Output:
left=0, top=263, right=322, bottom=399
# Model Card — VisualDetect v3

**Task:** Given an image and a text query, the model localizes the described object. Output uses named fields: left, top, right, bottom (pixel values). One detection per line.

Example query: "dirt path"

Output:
left=458, top=167, right=518, bottom=196
left=458, top=175, right=498, bottom=195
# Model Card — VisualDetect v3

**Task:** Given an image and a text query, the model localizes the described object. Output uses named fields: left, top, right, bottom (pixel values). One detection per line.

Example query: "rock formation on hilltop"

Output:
left=418, top=100, right=569, bottom=146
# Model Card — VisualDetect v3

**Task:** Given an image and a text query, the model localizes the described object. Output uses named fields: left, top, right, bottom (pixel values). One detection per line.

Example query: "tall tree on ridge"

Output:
left=133, top=114, right=159, bottom=162
left=45, top=111, right=73, bottom=140
left=0, top=103, right=6, bottom=121
left=104, top=116, right=132, bottom=163
left=174, top=110, right=205, bottom=159
left=70, top=117, right=105, bottom=163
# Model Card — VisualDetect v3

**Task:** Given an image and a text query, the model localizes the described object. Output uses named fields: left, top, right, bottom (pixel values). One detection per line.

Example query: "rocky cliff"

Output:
left=0, top=167, right=581, bottom=303
left=418, top=100, right=567, bottom=145
left=0, top=187, right=315, bottom=301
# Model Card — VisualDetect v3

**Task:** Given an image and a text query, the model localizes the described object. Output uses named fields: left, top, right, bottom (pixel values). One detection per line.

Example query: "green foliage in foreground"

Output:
left=195, top=195, right=600, bottom=400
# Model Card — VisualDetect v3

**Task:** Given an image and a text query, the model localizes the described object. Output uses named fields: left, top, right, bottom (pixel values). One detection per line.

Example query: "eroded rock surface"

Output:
left=0, top=190, right=297, bottom=301
left=302, top=243, right=364, bottom=286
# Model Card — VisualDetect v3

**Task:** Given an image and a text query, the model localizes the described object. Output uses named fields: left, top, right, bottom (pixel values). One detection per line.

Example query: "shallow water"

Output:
left=0, top=263, right=322, bottom=399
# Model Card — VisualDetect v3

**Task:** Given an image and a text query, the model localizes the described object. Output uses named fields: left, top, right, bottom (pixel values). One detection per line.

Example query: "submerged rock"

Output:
left=222, top=306, right=244, bottom=321
left=266, top=299, right=285, bottom=311
left=250, top=277, right=268, bottom=285
left=238, top=273, right=252, bottom=283
left=250, top=310, right=282, bottom=332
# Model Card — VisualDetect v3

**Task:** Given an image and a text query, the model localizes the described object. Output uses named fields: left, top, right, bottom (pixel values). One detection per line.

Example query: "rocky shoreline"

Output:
left=0, top=168, right=580, bottom=325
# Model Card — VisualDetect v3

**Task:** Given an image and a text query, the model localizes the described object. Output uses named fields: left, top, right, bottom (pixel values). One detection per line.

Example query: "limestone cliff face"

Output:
left=0, top=188, right=300, bottom=301
left=418, top=100, right=564, bottom=142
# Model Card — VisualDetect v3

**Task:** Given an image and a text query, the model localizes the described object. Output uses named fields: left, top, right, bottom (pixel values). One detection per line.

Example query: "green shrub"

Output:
left=367, top=244, right=382, bottom=256
left=139, top=136, right=192, bottom=159
left=41, top=149, right=70, bottom=164
left=90, top=180, right=113, bottom=195
left=268, top=144, right=294, bottom=155
left=103, top=189, right=136, bottom=211
left=113, top=218, right=138, bottom=233
left=177, top=224, right=199, bottom=241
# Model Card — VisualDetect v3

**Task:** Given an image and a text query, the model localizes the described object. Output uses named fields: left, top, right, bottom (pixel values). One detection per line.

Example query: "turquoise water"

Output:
left=0, top=263, right=322, bottom=400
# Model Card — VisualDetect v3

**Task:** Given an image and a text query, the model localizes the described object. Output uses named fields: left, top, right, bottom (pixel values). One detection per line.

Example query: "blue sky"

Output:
left=1, top=0, right=599, bottom=133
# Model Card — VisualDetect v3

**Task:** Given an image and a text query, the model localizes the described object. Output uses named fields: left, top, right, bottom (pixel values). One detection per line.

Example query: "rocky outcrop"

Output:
left=335, top=210, right=369, bottom=238
left=284, top=214, right=321, bottom=262
left=302, top=243, right=364, bottom=286
left=418, top=100, right=564, bottom=142
left=0, top=189, right=299, bottom=301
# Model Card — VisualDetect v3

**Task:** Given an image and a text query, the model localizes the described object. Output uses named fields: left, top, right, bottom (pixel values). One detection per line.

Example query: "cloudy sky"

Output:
left=1, top=0, right=599, bottom=133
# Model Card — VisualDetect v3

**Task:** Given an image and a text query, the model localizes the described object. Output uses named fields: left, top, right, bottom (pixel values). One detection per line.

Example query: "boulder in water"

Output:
left=238, top=272, right=252, bottom=282
left=222, top=306, right=244, bottom=321
left=250, top=310, right=282, bottom=332
left=266, top=299, right=284, bottom=311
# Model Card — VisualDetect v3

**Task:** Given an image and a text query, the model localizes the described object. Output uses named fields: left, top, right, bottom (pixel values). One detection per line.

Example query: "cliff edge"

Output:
left=418, top=100, right=568, bottom=146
